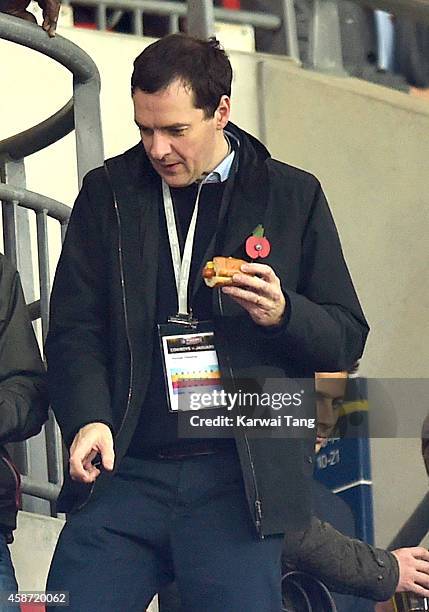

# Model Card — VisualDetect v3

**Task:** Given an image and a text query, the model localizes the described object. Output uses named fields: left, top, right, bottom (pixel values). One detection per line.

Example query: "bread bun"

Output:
left=202, top=256, right=247, bottom=288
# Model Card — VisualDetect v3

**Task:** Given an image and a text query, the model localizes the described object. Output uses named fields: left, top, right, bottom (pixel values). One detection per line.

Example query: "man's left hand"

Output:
left=221, top=262, right=286, bottom=327
left=392, top=546, right=429, bottom=596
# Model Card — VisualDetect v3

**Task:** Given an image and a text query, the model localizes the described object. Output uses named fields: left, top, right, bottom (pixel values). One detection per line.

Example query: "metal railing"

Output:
left=0, top=186, right=70, bottom=504
left=0, top=13, right=104, bottom=187
left=66, top=0, right=300, bottom=63
left=0, top=184, right=70, bottom=507
left=65, top=0, right=429, bottom=78
left=0, top=184, right=70, bottom=340
left=0, top=13, right=104, bottom=510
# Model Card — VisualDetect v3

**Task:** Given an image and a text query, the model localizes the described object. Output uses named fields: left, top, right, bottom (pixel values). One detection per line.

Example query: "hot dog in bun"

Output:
left=202, top=256, right=248, bottom=288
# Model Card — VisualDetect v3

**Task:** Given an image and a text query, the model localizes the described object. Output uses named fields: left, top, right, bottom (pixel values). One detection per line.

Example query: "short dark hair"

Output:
left=131, top=34, right=232, bottom=117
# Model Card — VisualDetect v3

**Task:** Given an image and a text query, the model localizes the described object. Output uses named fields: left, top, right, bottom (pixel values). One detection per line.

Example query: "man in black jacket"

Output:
left=0, top=254, right=48, bottom=601
left=46, top=34, right=369, bottom=611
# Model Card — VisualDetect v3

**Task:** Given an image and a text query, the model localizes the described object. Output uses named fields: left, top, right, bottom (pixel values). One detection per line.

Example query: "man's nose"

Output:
left=150, top=132, right=172, bottom=160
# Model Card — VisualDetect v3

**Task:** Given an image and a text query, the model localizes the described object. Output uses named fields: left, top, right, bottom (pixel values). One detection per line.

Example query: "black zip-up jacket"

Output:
left=0, top=254, right=49, bottom=537
left=46, top=124, right=369, bottom=535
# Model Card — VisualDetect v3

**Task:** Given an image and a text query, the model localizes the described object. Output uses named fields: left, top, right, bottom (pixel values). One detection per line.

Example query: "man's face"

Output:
left=315, top=372, right=348, bottom=452
left=133, top=80, right=230, bottom=188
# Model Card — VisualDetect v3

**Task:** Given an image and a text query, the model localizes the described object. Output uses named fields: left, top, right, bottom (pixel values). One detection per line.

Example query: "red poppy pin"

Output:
left=245, top=224, right=271, bottom=259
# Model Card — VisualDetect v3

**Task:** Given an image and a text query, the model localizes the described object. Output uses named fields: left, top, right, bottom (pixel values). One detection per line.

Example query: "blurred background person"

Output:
left=0, top=254, right=48, bottom=603
left=0, top=0, right=60, bottom=36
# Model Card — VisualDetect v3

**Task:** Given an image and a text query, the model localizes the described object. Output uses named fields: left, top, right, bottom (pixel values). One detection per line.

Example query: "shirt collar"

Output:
left=200, top=132, right=237, bottom=184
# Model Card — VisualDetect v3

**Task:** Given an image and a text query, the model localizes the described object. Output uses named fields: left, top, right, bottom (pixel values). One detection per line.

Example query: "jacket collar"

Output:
left=217, top=122, right=271, bottom=257
left=115, top=126, right=272, bottom=301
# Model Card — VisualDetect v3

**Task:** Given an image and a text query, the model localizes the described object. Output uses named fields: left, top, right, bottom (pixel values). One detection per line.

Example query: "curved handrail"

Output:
left=0, top=13, right=104, bottom=183
left=0, top=13, right=100, bottom=83
left=0, top=13, right=102, bottom=506
left=0, top=183, right=71, bottom=223
left=0, top=99, right=74, bottom=161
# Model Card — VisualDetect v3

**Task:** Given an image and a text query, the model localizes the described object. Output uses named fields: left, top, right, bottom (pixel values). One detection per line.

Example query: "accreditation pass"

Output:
left=159, top=327, right=225, bottom=413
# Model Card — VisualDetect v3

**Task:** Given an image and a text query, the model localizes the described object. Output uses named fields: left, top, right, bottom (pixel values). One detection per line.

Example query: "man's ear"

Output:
left=215, top=95, right=231, bottom=129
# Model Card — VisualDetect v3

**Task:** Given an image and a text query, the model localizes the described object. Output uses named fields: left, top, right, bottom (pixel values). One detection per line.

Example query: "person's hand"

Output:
left=392, top=546, right=429, bottom=596
left=1, top=0, right=60, bottom=37
left=37, top=0, right=60, bottom=37
left=69, top=422, right=114, bottom=483
left=221, top=262, right=286, bottom=327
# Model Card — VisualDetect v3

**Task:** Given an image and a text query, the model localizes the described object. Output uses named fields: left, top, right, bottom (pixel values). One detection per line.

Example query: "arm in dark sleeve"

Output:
left=45, top=171, right=114, bottom=447
left=283, top=515, right=399, bottom=601
left=421, top=414, right=429, bottom=476
left=263, top=180, right=369, bottom=372
left=0, top=256, right=48, bottom=444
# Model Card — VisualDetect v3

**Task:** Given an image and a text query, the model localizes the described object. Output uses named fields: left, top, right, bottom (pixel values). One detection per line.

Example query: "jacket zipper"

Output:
left=1, top=454, right=21, bottom=510
left=75, top=181, right=134, bottom=512
left=112, top=192, right=134, bottom=442
left=217, top=290, right=264, bottom=539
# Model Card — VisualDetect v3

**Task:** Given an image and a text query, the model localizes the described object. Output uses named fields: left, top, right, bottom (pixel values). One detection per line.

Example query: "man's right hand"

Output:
left=392, top=546, right=429, bottom=597
left=69, top=422, right=114, bottom=483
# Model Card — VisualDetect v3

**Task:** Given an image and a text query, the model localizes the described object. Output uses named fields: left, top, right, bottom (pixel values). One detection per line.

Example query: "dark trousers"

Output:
left=47, top=449, right=284, bottom=611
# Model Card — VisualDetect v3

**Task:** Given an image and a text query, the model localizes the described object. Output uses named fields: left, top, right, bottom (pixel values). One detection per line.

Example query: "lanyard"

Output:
left=162, top=178, right=206, bottom=316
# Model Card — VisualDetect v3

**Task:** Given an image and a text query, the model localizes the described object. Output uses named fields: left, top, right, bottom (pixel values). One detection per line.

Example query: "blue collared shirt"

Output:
left=202, top=132, right=237, bottom=183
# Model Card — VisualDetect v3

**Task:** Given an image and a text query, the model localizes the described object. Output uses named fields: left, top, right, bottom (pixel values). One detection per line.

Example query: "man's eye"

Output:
left=170, top=128, right=186, bottom=136
left=332, top=400, right=344, bottom=410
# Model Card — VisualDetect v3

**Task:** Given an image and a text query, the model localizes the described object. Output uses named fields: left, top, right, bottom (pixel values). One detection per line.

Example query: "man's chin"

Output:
left=152, top=162, right=192, bottom=188
left=162, top=175, right=193, bottom=188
